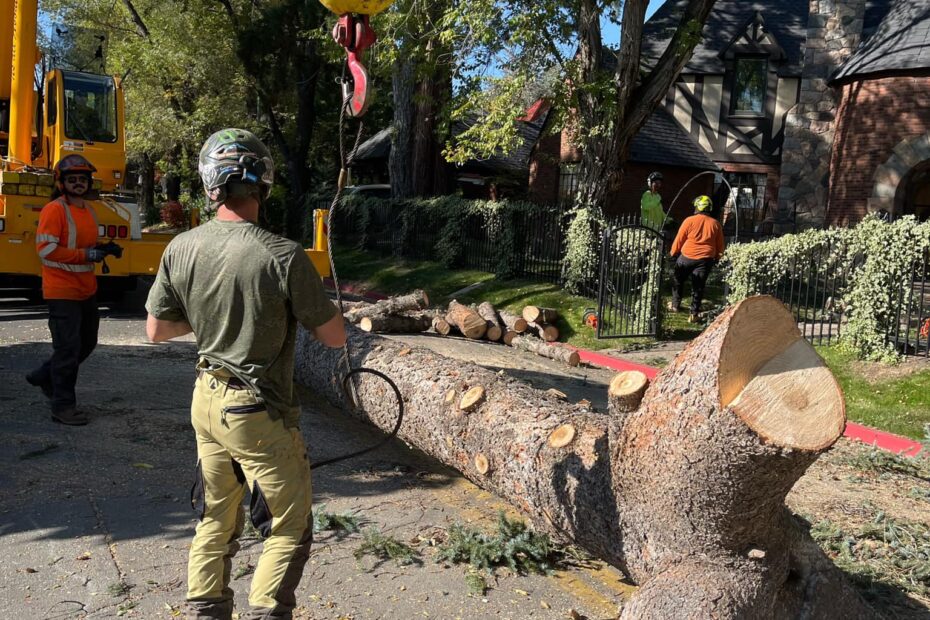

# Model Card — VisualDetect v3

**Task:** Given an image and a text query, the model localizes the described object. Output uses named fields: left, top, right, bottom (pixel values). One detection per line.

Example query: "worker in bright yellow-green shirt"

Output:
left=640, top=171, right=667, bottom=230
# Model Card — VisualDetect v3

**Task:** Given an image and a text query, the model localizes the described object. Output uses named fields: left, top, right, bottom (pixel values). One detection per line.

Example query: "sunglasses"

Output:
left=63, top=175, right=90, bottom=185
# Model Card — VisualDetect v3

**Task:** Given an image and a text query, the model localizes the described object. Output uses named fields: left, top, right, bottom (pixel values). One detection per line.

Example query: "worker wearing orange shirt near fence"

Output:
left=25, top=155, right=110, bottom=426
left=668, top=195, right=725, bottom=324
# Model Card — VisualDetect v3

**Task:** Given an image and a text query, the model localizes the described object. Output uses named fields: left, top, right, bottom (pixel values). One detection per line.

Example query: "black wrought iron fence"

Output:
left=889, top=247, right=930, bottom=358
left=730, top=243, right=929, bottom=357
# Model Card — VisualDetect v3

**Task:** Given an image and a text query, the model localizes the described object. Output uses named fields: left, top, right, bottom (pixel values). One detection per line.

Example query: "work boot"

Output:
left=51, top=407, right=89, bottom=426
left=183, top=598, right=234, bottom=620
left=25, top=371, right=53, bottom=399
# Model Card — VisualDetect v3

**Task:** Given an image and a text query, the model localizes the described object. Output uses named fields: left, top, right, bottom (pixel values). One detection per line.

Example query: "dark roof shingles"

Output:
left=835, top=0, right=930, bottom=81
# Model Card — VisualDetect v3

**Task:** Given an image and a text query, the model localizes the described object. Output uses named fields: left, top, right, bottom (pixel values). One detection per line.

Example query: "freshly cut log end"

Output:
left=432, top=316, right=452, bottom=336
left=527, top=322, right=559, bottom=342
left=608, top=371, right=649, bottom=414
left=485, top=326, right=503, bottom=341
left=502, top=330, right=517, bottom=346
left=547, top=424, right=576, bottom=448
left=474, top=453, right=490, bottom=475
left=499, top=310, right=528, bottom=333
left=459, top=386, right=486, bottom=412
left=718, top=296, right=845, bottom=452
left=448, top=300, right=488, bottom=339
left=522, top=305, right=558, bottom=324
left=477, top=302, right=505, bottom=342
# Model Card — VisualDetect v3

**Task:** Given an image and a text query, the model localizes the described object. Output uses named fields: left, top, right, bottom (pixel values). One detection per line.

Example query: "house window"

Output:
left=721, top=172, right=768, bottom=233
left=732, top=57, right=767, bottom=115
left=559, top=163, right=580, bottom=204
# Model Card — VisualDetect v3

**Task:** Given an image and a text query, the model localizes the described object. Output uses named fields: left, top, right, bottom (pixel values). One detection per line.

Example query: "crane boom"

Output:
left=8, top=0, right=37, bottom=167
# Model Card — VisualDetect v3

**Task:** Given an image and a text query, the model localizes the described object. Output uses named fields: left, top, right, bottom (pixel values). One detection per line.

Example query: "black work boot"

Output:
left=51, top=407, right=89, bottom=426
left=184, top=598, right=234, bottom=620
left=25, top=371, right=53, bottom=399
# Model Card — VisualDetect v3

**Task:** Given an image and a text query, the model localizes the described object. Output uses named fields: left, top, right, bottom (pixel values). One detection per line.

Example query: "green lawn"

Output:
left=817, top=346, right=930, bottom=440
left=331, top=247, right=728, bottom=351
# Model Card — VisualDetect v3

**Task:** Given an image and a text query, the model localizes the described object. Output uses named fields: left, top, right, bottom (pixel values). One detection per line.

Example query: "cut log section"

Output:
left=526, top=322, right=559, bottom=342
left=432, top=316, right=452, bottom=336
left=295, top=296, right=873, bottom=618
left=547, top=424, right=576, bottom=448
left=499, top=310, right=528, bottom=333
left=501, top=330, right=518, bottom=346
left=359, top=314, right=432, bottom=334
left=459, top=386, right=486, bottom=412
left=522, top=305, right=559, bottom=325
left=447, top=300, right=487, bottom=339
left=344, top=290, right=430, bottom=323
left=607, top=371, right=649, bottom=415
left=477, top=302, right=504, bottom=342
left=509, top=336, right=580, bottom=367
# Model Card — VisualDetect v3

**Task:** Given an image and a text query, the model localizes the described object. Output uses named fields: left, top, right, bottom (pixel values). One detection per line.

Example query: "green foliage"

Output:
left=810, top=512, right=930, bottom=598
left=435, top=511, right=557, bottom=576
left=839, top=448, right=930, bottom=481
left=313, top=505, right=362, bottom=534
left=561, top=205, right=604, bottom=295
left=337, top=195, right=552, bottom=278
left=722, top=215, right=930, bottom=362
left=354, top=528, right=420, bottom=566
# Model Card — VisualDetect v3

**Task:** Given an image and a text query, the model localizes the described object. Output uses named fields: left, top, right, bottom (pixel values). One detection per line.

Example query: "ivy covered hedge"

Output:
left=335, top=194, right=565, bottom=279
left=721, top=215, right=930, bottom=362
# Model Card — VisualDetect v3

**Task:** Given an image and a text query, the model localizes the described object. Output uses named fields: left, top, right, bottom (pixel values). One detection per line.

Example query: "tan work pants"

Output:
left=186, top=373, right=313, bottom=620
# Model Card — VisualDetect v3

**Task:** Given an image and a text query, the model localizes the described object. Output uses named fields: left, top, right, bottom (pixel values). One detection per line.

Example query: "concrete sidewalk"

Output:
left=0, top=298, right=631, bottom=620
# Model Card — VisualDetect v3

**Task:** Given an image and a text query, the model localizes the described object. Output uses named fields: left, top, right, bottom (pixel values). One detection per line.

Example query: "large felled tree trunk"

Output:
left=295, top=296, right=874, bottom=617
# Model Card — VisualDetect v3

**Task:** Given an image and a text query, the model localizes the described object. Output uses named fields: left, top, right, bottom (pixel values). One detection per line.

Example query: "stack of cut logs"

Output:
left=341, top=290, right=580, bottom=367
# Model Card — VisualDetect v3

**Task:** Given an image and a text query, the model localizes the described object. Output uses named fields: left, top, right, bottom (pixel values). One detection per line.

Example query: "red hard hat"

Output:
left=54, top=154, right=97, bottom=181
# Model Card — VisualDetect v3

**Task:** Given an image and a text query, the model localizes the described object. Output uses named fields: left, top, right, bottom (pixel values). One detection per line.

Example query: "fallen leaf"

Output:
left=514, top=588, right=529, bottom=596
left=541, top=601, right=551, bottom=609
left=23, top=568, right=37, bottom=573
left=76, top=552, right=91, bottom=561
left=132, top=462, right=154, bottom=469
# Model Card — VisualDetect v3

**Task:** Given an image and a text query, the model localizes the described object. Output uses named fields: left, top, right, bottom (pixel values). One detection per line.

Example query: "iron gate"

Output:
left=596, top=223, right=665, bottom=339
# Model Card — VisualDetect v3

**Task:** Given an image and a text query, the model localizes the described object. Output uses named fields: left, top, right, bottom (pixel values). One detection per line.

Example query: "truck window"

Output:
left=62, top=72, right=117, bottom=143
left=47, top=78, right=57, bottom=125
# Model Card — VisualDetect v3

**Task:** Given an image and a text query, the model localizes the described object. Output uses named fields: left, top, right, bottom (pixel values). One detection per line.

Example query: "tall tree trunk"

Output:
left=138, top=153, right=156, bottom=225
left=390, top=57, right=415, bottom=200
left=296, top=296, right=874, bottom=617
left=411, top=39, right=451, bottom=197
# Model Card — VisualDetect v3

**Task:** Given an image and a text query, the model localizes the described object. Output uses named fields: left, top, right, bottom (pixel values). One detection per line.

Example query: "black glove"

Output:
left=85, top=248, right=107, bottom=263
left=96, top=241, right=124, bottom=259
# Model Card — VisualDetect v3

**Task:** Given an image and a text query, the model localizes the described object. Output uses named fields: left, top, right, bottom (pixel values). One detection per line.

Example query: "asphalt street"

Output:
left=0, top=287, right=630, bottom=620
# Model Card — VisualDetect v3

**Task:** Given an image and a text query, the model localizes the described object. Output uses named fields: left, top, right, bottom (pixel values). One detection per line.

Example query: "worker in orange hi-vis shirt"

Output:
left=668, top=195, right=725, bottom=325
left=25, top=155, right=110, bottom=426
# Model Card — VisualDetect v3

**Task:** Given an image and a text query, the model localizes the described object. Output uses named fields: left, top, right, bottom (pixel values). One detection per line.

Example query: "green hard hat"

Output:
left=198, top=128, right=274, bottom=204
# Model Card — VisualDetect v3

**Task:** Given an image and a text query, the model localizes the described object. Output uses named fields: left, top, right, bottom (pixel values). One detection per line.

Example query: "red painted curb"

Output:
left=567, top=346, right=924, bottom=457
left=843, top=422, right=923, bottom=457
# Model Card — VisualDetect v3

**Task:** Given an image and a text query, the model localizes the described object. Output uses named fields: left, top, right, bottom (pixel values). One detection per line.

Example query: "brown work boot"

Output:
left=51, top=407, right=89, bottom=426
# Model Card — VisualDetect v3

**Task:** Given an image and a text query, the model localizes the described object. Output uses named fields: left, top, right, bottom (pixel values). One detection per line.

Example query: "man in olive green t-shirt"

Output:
left=145, top=129, right=345, bottom=620
left=640, top=171, right=667, bottom=231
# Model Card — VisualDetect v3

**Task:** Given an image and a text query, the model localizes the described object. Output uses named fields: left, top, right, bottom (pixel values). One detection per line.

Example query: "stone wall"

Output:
left=776, top=0, right=868, bottom=228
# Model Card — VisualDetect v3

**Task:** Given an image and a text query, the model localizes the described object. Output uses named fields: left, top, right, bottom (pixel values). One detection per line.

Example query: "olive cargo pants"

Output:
left=186, top=373, right=313, bottom=620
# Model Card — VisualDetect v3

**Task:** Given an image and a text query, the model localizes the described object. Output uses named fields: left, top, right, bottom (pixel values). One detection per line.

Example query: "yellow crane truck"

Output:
left=0, top=0, right=329, bottom=299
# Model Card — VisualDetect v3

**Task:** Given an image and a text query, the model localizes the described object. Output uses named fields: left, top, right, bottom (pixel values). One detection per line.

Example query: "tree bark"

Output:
left=526, top=322, right=559, bottom=342
left=359, top=314, right=432, bottom=334
left=477, top=302, right=504, bottom=342
left=432, top=316, right=452, bottom=336
left=390, top=57, right=415, bottom=200
left=499, top=310, right=527, bottom=333
left=295, top=296, right=874, bottom=617
left=343, top=290, right=430, bottom=324
left=446, top=300, right=487, bottom=339
left=138, top=153, right=156, bottom=225
left=509, top=336, right=580, bottom=367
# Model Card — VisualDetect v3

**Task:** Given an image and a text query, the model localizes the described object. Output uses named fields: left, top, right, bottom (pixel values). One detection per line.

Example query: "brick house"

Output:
left=532, top=0, right=930, bottom=231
